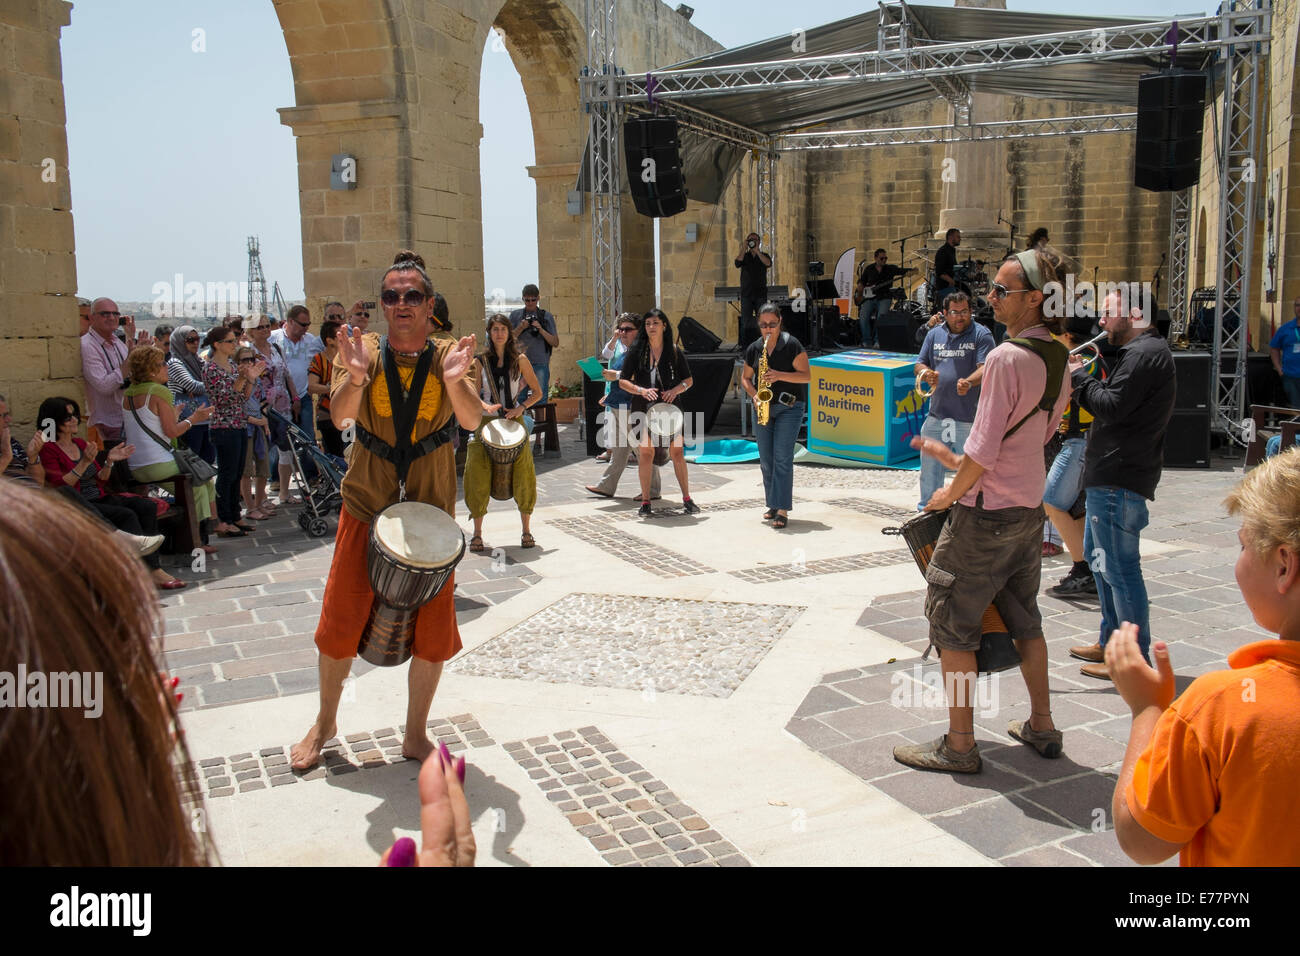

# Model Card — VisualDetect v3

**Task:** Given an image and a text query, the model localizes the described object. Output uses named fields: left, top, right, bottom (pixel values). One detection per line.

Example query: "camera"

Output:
left=747, top=240, right=756, bottom=249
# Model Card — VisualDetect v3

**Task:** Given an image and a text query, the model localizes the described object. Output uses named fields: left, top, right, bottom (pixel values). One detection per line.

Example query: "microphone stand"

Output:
left=997, top=210, right=1017, bottom=259
left=806, top=232, right=820, bottom=352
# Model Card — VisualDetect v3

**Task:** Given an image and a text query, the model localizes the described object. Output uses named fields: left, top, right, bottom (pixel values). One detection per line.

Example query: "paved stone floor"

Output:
left=166, top=412, right=1262, bottom=866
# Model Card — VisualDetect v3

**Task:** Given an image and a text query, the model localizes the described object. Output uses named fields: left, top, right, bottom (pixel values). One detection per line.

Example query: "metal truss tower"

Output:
left=247, top=236, right=270, bottom=318
left=582, top=0, right=622, bottom=351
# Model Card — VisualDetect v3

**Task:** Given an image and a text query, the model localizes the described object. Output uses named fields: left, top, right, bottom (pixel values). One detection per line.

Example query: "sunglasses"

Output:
left=988, top=283, right=1034, bottom=299
left=617, top=327, right=637, bottom=333
left=238, top=357, right=257, bottom=364
left=381, top=289, right=427, bottom=307
left=351, top=311, right=369, bottom=319
left=184, top=336, right=199, bottom=343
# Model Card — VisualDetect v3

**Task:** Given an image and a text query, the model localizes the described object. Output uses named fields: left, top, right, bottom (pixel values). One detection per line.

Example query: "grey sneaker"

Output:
left=892, top=735, right=981, bottom=774
left=1007, top=719, right=1064, bottom=759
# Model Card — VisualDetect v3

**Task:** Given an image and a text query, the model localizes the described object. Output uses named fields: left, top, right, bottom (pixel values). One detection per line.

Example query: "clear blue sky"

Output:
left=62, top=1, right=1203, bottom=302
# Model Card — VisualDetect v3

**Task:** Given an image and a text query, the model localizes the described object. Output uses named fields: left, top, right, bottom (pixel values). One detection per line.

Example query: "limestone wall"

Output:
left=0, top=0, right=79, bottom=431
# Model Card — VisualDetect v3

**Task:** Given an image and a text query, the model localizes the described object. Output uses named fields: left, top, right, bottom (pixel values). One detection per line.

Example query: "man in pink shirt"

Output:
left=894, top=247, right=1073, bottom=774
left=79, top=297, right=148, bottom=444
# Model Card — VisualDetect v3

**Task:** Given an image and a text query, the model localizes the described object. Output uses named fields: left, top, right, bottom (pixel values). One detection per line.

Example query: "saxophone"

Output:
left=755, top=343, right=772, bottom=426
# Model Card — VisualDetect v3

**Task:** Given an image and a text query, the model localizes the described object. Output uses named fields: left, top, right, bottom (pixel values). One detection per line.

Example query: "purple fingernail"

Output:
left=386, top=836, right=416, bottom=867
left=456, top=755, right=466, bottom=783
left=438, top=741, right=452, bottom=765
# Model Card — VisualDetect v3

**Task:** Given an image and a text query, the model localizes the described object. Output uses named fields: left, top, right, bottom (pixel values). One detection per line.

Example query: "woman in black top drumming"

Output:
left=742, top=303, right=810, bottom=529
left=619, top=309, right=699, bottom=517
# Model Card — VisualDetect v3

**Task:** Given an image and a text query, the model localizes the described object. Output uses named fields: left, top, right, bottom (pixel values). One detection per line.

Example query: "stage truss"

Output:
left=582, top=0, right=1270, bottom=440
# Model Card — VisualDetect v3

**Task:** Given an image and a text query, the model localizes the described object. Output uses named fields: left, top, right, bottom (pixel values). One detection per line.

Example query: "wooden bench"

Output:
left=124, top=471, right=202, bottom=555
left=1245, top=404, right=1300, bottom=468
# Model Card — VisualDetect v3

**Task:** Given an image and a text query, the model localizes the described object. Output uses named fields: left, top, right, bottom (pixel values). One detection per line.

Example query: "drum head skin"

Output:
left=373, top=502, right=465, bottom=568
left=481, top=417, right=527, bottom=450
left=647, top=402, right=684, bottom=438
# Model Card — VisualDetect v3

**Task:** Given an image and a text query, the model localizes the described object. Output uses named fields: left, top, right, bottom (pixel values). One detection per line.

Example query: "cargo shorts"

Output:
left=924, top=501, right=1047, bottom=652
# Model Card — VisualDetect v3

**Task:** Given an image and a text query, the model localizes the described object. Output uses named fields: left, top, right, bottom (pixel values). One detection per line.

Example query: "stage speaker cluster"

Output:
left=677, top=315, right=721, bottom=353
left=624, top=117, right=688, bottom=218
left=1164, top=350, right=1211, bottom=468
left=1135, top=70, right=1207, bottom=192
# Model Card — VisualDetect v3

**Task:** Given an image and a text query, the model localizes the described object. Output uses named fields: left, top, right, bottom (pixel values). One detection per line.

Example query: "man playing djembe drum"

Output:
left=893, top=246, right=1072, bottom=774
left=290, top=251, right=483, bottom=770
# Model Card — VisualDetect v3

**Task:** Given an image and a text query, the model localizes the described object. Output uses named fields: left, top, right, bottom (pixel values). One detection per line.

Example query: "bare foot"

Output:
left=290, top=721, right=337, bottom=770
left=402, top=731, right=437, bottom=763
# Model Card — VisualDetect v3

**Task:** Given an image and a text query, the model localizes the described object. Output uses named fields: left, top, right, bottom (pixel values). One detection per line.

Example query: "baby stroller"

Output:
left=265, top=406, right=347, bottom=538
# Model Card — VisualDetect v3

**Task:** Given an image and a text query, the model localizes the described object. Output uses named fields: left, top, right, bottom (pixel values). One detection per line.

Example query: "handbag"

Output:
left=129, top=402, right=218, bottom=483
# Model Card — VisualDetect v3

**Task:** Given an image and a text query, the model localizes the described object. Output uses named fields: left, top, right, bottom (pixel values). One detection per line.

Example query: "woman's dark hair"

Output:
left=1027, top=227, right=1049, bottom=249
left=627, top=308, right=682, bottom=387
left=155, top=324, right=174, bottom=339
left=481, top=313, right=522, bottom=374
left=320, top=320, right=342, bottom=344
left=37, top=396, right=81, bottom=431
left=0, top=483, right=213, bottom=864
left=202, top=325, right=233, bottom=350
left=383, top=249, right=434, bottom=297
left=431, top=292, right=451, bottom=331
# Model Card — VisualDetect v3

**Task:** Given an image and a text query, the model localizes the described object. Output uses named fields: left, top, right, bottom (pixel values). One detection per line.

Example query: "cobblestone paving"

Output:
left=451, top=593, right=804, bottom=697
left=505, top=726, right=751, bottom=866
left=730, top=548, right=913, bottom=584
left=792, top=464, right=920, bottom=491
left=545, top=515, right=716, bottom=576
left=789, top=461, right=1268, bottom=866
left=822, top=497, right=917, bottom=522
left=191, top=713, right=492, bottom=799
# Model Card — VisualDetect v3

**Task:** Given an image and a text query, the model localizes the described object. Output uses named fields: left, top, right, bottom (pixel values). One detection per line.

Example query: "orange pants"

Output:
left=315, top=508, right=462, bottom=663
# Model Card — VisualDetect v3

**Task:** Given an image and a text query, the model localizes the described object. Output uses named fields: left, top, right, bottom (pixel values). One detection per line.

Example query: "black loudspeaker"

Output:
left=624, top=117, right=688, bottom=218
left=677, top=315, right=721, bottom=353
left=1172, top=350, right=1212, bottom=411
left=1135, top=70, right=1207, bottom=192
left=779, top=304, right=809, bottom=345
left=876, top=309, right=914, bottom=353
left=1164, top=409, right=1211, bottom=468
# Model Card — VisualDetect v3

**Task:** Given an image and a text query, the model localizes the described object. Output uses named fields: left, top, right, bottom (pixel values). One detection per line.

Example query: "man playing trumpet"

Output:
left=290, top=251, right=483, bottom=770
left=913, top=293, right=995, bottom=511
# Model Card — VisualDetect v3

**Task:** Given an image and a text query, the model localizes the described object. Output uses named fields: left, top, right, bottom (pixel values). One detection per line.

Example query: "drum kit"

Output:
left=358, top=501, right=466, bottom=667
left=911, top=251, right=996, bottom=326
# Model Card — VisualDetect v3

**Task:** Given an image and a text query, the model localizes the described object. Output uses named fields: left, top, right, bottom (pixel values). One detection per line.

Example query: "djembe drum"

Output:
left=646, top=402, right=683, bottom=467
left=479, top=417, right=527, bottom=501
left=359, top=502, right=466, bottom=667
left=883, top=509, right=1022, bottom=673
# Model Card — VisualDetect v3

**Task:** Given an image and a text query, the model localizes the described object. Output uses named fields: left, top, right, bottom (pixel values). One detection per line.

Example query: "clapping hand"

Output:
left=1105, top=624, right=1176, bottom=715
left=191, top=404, right=214, bottom=424
left=107, top=442, right=134, bottom=463
left=25, top=431, right=45, bottom=459
left=337, top=325, right=371, bottom=384
left=955, top=377, right=972, bottom=395
left=442, top=335, right=477, bottom=384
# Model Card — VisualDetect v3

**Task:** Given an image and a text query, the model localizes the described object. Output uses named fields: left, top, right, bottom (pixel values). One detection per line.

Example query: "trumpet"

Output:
left=1069, top=330, right=1109, bottom=363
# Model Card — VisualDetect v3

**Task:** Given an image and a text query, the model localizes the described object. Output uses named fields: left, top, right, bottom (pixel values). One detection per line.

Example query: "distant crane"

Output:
left=271, top=281, right=288, bottom=323
left=246, top=236, right=270, bottom=317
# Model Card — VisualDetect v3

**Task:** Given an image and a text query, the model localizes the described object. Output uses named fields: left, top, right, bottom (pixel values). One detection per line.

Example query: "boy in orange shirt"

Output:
left=1107, top=446, right=1300, bottom=866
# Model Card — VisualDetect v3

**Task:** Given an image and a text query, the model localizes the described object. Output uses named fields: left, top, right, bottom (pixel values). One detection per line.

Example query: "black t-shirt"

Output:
left=858, top=263, right=906, bottom=297
left=934, top=243, right=958, bottom=286
left=745, top=332, right=806, bottom=405
left=620, top=342, right=692, bottom=412
left=735, top=250, right=769, bottom=299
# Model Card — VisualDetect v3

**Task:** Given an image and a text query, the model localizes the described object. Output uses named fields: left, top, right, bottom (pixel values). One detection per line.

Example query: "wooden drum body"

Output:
left=646, top=402, right=683, bottom=467
left=885, top=509, right=1021, bottom=674
left=480, top=417, right=527, bottom=501
left=359, top=502, right=465, bottom=667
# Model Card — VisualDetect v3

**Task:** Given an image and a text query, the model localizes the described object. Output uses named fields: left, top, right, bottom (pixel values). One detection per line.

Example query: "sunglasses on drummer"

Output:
left=988, top=282, right=1034, bottom=299
left=380, top=289, right=428, bottom=307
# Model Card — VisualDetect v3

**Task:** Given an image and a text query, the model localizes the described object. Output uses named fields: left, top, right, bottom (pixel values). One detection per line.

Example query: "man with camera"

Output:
left=510, top=283, right=559, bottom=405
left=80, top=297, right=149, bottom=445
left=735, top=232, right=772, bottom=351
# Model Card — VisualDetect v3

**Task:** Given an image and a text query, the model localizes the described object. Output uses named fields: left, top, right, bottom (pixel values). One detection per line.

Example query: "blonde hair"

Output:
left=126, top=345, right=166, bottom=384
left=1224, top=446, right=1300, bottom=556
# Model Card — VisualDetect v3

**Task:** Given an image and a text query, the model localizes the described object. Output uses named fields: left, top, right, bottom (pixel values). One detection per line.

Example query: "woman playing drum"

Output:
left=619, top=308, right=699, bottom=517
left=464, top=313, right=542, bottom=551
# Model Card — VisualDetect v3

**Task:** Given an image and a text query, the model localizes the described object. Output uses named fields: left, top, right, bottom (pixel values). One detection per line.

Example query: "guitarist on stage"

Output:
left=854, top=248, right=913, bottom=348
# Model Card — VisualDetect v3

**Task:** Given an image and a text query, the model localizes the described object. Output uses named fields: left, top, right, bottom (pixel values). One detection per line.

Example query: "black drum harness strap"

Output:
left=353, top=336, right=456, bottom=502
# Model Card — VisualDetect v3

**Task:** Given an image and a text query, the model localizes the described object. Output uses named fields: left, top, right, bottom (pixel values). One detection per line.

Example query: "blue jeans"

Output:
left=1283, top=376, right=1300, bottom=409
left=525, top=365, right=551, bottom=407
left=1043, top=436, right=1087, bottom=512
left=858, top=298, right=889, bottom=347
left=1084, top=486, right=1152, bottom=659
left=918, top=414, right=972, bottom=510
left=756, top=400, right=802, bottom=511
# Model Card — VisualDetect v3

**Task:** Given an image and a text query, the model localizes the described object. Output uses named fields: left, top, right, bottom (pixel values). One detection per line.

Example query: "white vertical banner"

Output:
left=833, top=247, right=856, bottom=300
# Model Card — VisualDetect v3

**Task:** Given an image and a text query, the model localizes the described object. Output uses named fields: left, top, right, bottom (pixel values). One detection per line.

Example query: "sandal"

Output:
left=469, top=534, right=485, bottom=553
left=218, top=529, right=246, bottom=538
left=772, top=515, right=788, bottom=529
left=762, top=509, right=777, bottom=521
left=521, top=533, right=536, bottom=548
